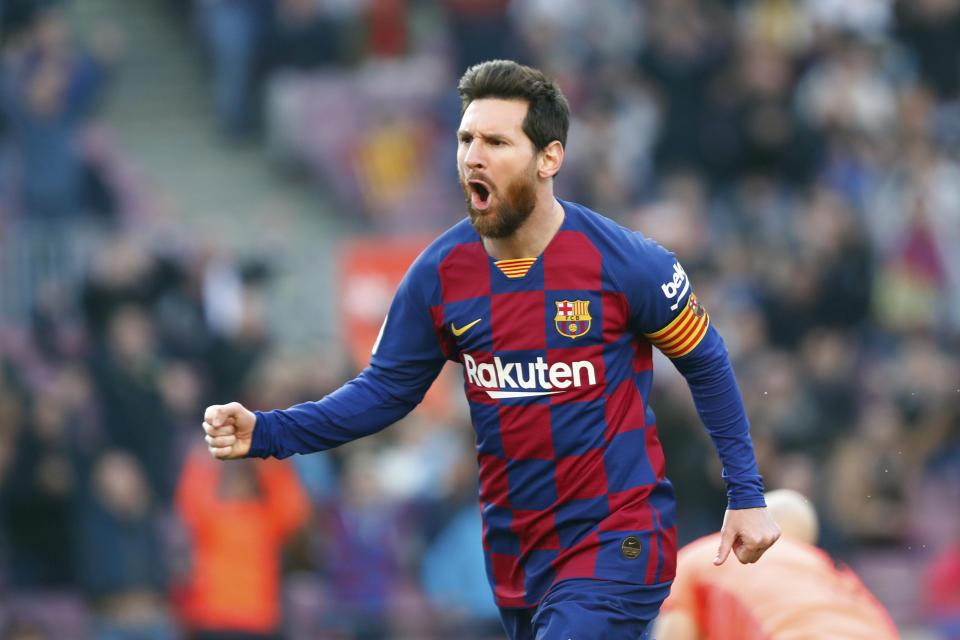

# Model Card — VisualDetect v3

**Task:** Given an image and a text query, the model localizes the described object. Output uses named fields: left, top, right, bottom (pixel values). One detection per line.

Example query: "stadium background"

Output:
left=0, top=0, right=958, bottom=638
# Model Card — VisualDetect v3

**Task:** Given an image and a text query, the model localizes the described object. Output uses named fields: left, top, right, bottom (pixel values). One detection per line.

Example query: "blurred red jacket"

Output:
left=175, top=448, right=310, bottom=634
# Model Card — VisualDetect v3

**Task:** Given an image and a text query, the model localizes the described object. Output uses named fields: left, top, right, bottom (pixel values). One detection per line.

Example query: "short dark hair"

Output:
left=457, top=60, right=570, bottom=151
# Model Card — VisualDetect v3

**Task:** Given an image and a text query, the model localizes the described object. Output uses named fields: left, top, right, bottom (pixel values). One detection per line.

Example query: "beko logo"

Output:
left=661, top=262, right=690, bottom=311
left=462, top=353, right=597, bottom=399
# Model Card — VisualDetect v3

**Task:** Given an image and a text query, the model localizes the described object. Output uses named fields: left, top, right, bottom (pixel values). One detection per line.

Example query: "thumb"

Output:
left=714, top=530, right=734, bottom=566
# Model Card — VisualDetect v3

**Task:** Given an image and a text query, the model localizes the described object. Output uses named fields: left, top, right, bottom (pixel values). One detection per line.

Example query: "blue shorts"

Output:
left=498, top=578, right=671, bottom=640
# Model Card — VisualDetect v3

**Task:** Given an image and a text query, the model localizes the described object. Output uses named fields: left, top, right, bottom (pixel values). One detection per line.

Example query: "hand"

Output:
left=202, top=402, right=256, bottom=460
left=714, top=506, right=780, bottom=565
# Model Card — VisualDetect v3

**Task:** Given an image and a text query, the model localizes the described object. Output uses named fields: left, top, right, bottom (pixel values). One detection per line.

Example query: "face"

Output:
left=457, top=98, right=540, bottom=238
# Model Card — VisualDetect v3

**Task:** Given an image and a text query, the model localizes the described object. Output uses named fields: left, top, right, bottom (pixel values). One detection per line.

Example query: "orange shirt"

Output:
left=175, top=449, right=310, bottom=634
left=662, top=533, right=900, bottom=640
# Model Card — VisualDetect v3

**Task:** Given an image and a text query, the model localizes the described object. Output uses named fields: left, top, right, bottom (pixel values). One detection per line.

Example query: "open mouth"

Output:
left=469, top=180, right=492, bottom=211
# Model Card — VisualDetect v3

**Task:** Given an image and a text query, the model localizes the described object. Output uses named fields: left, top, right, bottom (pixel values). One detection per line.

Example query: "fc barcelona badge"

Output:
left=555, top=300, right=591, bottom=339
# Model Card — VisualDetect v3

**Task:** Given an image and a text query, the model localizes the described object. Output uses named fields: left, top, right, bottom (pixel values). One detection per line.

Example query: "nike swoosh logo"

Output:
left=451, top=318, right=482, bottom=336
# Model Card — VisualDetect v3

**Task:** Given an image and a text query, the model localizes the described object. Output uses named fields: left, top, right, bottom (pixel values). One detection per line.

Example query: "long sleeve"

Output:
left=671, top=327, right=765, bottom=509
left=248, top=360, right=443, bottom=459
left=622, top=236, right=765, bottom=510
left=248, top=251, right=448, bottom=459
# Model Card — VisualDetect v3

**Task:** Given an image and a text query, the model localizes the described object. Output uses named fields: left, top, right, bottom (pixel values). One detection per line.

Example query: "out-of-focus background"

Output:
left=0, top=0, right=958, bottom=638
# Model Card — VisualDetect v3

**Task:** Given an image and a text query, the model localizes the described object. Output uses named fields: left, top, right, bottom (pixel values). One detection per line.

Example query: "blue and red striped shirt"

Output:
left=249, top=199, right=765, bottom=608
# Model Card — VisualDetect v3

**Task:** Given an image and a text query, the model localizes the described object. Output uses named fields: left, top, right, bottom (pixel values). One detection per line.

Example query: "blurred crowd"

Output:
left=1, top=0, right=960, bottom=638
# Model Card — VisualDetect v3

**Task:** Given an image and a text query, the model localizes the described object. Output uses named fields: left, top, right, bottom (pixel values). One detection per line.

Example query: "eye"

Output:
left=458, top=133, right=472, bottom=144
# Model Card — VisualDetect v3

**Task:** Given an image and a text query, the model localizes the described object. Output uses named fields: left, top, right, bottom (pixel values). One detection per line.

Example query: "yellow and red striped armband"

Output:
left=645, top=293, right=710, bottom=358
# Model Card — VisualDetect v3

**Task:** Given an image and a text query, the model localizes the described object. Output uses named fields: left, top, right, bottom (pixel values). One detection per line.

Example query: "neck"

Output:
left=482, top=192, right=564, bottom=260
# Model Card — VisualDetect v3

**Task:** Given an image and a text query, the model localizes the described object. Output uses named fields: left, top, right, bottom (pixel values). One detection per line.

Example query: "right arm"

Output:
left=203, top=255, right=448, bottom=460
left=248, top=359, right=444, bottom=458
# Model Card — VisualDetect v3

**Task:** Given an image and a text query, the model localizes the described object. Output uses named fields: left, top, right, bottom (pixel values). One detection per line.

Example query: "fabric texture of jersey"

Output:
left=662, top=533, right=900, bottom=640
left=249, top=199, right=765, bottom=608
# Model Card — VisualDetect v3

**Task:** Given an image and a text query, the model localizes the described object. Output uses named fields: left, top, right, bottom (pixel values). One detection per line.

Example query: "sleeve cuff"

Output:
left=247, top=410, right=275, bottom=458
left=725, top=474, right=767, bottom=509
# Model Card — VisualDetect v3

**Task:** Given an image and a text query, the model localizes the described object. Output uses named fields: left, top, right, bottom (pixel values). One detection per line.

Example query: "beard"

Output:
left=461, top=162, right=538, bottom=239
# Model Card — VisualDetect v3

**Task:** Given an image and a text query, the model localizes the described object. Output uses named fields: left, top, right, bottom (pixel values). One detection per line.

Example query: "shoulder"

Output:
left=403, top=218, right=480, bottom=281
left=395, top=218, right=483, bottom=306
left=560, top=200, right=677, bottom=274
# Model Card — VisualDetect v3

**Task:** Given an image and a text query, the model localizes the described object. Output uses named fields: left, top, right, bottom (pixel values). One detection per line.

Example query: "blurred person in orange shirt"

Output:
left=653, top=489, right=899, bottom=640
left=174, top=447, right=309, bottom=640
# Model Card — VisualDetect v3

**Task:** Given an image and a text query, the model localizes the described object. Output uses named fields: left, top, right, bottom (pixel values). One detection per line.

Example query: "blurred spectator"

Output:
left=442, top=0, right=515, bottom=75
left=639, top=0, right=731, bottom=175
left=81, top=236, right=169, bottom=339
left=264, top=0, right=344, bottom=72
left=157, top=359, right=206, bottom=458
left=419, top=442, right=503, bottom=638
left=365, top=0, right=409, bottom=59
left=795, top=35, right=898, bottom=139
left=174, top=448, right=309, bottom=639
left=894, top=0, right=960, bottom=101
left=90, top=304, right=179, bottom=504
left=75, top=450, right=177, bottom=640
left=826, top=401, right=914, bottom=547
left=195, top=0, right=271, bottom=137
left=0, top=5, right=107, bottom=220
left=201, top=256, right=272, bottom=401
left=1, top=619, right=51, bottom=640
left=0, top=384, right=79, bottom=589
left=797, top=329, right=858, bottom=448
left=727, top=35, right=822, bottom=184
left=30, top=277, right=87, bottom=364
left=314, top=449, right=412, bottom=639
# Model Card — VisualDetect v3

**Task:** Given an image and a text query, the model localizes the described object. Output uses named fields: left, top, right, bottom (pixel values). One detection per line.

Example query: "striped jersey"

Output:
left=249, top=199, right=765, bottom=608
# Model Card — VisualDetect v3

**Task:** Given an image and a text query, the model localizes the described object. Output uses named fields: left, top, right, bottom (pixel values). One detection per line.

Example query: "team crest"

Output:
left=555, top=300, right=592, bottom=339
left=688, top=293, right=705, bottom=318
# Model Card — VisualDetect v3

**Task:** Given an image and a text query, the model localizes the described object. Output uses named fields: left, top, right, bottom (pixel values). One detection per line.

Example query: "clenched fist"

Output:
left=714, top=506, right=781, bottom=565
left=202, top=402, right=256, bottom=460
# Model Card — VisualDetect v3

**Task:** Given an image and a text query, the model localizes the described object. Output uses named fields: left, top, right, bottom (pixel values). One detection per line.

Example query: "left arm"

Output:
left=627, top=238, right=779, bottom=564
left=664, top=319, right=780, bottom=564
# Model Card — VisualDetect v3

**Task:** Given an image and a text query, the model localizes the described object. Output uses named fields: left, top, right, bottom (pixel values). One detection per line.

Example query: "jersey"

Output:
left=248, top=199, right=765, bottom=608
left=663, top=533, right=900, bottom=640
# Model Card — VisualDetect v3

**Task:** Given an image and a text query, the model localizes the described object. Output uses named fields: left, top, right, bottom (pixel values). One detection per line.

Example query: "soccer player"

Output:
left=202, top=60, right=780, bottom=639
left=653, top=489, right=900, bottom=640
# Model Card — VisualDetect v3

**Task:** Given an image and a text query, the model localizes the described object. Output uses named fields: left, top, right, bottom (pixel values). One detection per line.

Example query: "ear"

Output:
left=537, top=140, right=564, bottom=179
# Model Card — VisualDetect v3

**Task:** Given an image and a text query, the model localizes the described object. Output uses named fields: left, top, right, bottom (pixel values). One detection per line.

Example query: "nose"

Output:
left=463, top=139, right=486, bottom=171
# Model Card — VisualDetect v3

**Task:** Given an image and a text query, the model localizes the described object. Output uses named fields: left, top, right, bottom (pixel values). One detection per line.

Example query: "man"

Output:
left=202, top=60, right=779, bottom=639
left=653, top=489, right=900, bottom=640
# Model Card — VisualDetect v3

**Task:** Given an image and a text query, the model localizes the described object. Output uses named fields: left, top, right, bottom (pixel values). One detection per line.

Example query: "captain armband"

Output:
left=645, top=293, right=710, bottom=358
